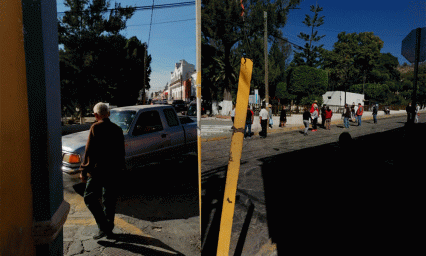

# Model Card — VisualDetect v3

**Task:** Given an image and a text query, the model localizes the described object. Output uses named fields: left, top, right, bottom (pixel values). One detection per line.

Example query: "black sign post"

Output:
left=401, top=27, right=425, bottom=124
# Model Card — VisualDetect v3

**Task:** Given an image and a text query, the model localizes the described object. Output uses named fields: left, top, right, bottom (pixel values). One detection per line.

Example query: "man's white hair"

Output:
left=93, top=102, right=109, bottom=117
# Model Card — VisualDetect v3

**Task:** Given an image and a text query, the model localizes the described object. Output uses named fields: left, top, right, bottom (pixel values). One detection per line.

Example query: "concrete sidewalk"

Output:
left=201, top=109, right=417, bottom=142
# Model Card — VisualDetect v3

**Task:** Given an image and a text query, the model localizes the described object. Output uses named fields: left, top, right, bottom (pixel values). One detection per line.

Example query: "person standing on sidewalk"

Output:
left=343, top=104, right=351, bottom=129
left=245, top=105, right=254, bottom=138
left=259, top=104, right=269, bottom=138
left=268, top=104, right=273, bottom=129
left=303, top=107, right=311, bottom=135
left=231, top=105, right=236, bottom=126
left=372, top=103, right=378, bottom=124
left=79, top=102, right=125, bottom=240
left=356, top=103, right=364, bottom=126
left=311, top=106, right=319, bottom=132
left=406, top=103, right=415, bottom=124
left=415, top=104, right=420, bottom=123
left=280, top=105, right=287, bottom=127
left=321, top=104, right=327, bottom=128
left=325, top=106, right=332, bottom=130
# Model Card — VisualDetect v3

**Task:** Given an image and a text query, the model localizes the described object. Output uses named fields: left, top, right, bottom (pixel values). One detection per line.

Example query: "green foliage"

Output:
left=287, top=66, right=327, bottom=104
left=324, top=32, right=384, bottom=90
left=58, top=0, right=151, bottom=117
left=202, top=0, right=301, bottom=101
left=293, top=3, right=325, bottom=68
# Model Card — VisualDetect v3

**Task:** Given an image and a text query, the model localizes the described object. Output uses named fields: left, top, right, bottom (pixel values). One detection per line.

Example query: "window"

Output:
left=110, top=110, right=136, bottom=134
left=133, top=111, right=163, bottom=135
left=163, top=108, right=180, bottom=127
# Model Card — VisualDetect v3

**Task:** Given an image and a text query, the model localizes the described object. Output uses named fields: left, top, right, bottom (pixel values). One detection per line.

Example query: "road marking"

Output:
left=64, top=191, right=151, bottom=238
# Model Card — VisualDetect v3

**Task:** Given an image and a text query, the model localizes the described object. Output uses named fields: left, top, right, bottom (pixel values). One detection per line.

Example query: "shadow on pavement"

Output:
left=98, top=233, right=184, bottom=255
left=261, top=124, right=424, bottom=254
left=201, top=168, right=227, bottom=256
left=115, top=153, right=199, bottom=222
left=201, top=124, right=425, bottom=255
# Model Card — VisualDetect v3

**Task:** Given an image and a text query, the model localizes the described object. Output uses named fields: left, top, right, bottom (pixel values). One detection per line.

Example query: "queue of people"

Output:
left=241, top=101, right=421, bottom=139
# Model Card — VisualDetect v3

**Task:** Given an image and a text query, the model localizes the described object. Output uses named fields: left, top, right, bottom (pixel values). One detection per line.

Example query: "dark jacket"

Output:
left=79, top=118, right=125, bottom=177
left=280, top=109, right=287, bottom=121
left=303, top=111, right=311, bottom=121
left=343, top=107, right=351, bottom=118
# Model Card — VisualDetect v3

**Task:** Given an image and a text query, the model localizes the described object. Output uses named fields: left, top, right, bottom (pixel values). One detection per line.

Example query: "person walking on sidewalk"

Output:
left=280, top=105, right=287, bottom=127
left=303, top=107, right=311, bottom=136
left=79, top=102, right=126, bottom=240
left=325, top=106, right=332, bottom=130
left=259, top=104, right=269, bottom=138
left=311, top=106, right=319, bottom=132
left=343, top=104, right=351, bottom=129
left=372, top=103, right=378, bottom=124
left=356, top=103, right=364, bottom=126
left=245, top=105, right=254, bottom=138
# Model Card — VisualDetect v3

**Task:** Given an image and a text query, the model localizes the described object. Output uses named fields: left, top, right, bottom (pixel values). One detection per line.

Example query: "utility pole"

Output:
left=264, top=11, right=269, bottom=110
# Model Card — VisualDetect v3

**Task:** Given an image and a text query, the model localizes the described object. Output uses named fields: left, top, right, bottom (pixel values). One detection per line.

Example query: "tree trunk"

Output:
left=222, top=43, right=233, bottom=115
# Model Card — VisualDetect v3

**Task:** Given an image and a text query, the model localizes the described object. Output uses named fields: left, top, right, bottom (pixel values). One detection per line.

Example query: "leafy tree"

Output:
left=324, top=32, right=384, bottom=92
left=58, top=0, right=151, bottom=118
left=202, top=0, right=301, bottom=108
left=292, top=3, right=325, bottom=68
left=287, top=65, right=327, bottom=105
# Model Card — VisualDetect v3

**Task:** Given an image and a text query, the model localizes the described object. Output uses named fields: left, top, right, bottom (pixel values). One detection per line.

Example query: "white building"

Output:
left=168, top=60, right=196, bottom=102
left=323, top=91, right=365, bottom=106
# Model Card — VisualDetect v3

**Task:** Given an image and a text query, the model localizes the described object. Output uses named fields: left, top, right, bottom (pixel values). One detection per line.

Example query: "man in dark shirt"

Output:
left=79, top=102, right=125, bottom=239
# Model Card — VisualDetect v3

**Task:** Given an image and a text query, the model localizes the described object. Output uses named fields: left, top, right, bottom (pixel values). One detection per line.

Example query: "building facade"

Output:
left=168, top=59, right=196, bottom=102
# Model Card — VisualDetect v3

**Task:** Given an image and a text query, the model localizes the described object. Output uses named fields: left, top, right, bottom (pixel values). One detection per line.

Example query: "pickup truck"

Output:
left=61, top=105, right=197, bottom=176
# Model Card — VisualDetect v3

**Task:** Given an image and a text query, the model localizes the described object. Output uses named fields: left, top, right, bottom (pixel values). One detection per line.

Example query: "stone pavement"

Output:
left=63, top=154, right=201, bottom=256
left=63, top=190, right=200, bottom=256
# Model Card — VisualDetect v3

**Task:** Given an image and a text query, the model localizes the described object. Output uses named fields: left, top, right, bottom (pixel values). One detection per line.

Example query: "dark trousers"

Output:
left=260, top=119, right=268, bottom=137
left=84, top=176, right=117, bottom=232
left=312, top=118, right=318, bottom=130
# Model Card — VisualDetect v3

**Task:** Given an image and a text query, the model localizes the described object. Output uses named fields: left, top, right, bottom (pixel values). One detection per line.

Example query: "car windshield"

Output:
left=109, top=110, right=136, bottom=134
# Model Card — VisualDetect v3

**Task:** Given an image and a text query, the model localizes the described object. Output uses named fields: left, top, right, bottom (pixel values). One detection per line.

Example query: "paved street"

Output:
left=63, top=153, right=200, bottom=256
left=201, top=113, right=424, bottom=255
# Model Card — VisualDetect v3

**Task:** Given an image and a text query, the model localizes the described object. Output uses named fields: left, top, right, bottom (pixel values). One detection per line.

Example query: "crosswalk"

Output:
left=201, top=125, right=233, bottom=134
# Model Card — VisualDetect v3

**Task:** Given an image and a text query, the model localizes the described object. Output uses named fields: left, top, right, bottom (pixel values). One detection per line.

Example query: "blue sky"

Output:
left=56, top=0, right=196, bottom=93
left=283, top=0, right=426, bottom=65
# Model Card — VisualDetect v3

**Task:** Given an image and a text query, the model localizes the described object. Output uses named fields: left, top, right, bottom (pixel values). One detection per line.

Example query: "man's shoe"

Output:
left=93, top=231, right=108, bottom=240
left=93, top=229, right=114, bottom=240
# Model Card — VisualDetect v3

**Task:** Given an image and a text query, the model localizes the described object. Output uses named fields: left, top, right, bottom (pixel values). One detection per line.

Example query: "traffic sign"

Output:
left=401, top=27, right=426, bottom=63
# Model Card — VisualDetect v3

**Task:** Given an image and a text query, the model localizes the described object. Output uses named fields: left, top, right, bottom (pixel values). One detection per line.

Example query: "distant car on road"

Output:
left=171, top=100, right=187, bottom=112
left=187, top=101, right=211, bottom=116
left=61, top=105, right=197, bottom=177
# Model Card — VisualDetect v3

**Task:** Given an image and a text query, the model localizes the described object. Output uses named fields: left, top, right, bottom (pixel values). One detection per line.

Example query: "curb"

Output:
left=202, top=112, right=409, bottom=143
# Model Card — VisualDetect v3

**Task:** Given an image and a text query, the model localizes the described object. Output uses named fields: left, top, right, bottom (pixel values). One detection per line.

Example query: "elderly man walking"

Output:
left=79, top=102, right=126, bottom=239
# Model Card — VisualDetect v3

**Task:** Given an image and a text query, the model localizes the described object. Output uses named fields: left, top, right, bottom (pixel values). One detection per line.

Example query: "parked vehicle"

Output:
left=172, top=100, right=187, bottom=112
left=61, top=105, right=197, bottom=176
left=187, top=101, right=210, bottom=116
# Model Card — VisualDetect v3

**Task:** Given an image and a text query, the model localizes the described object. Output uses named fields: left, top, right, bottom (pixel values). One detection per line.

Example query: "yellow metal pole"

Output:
left=0, top=0, right=35, bottom=255
left=195, top=0, right=202, bottom=234
left=217, top=58, right=253, bottom=255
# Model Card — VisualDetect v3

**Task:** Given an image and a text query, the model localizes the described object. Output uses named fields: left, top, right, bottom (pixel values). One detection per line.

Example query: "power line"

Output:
left=147, top=0, right=155, bottom=48
left=127, top=18, right=195, bottom=26
left=56, top=1, right=195, bottom=14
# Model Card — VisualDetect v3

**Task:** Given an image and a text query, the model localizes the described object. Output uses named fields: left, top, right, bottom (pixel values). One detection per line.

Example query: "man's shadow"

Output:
left=97, top=234, right=184, bottom=255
